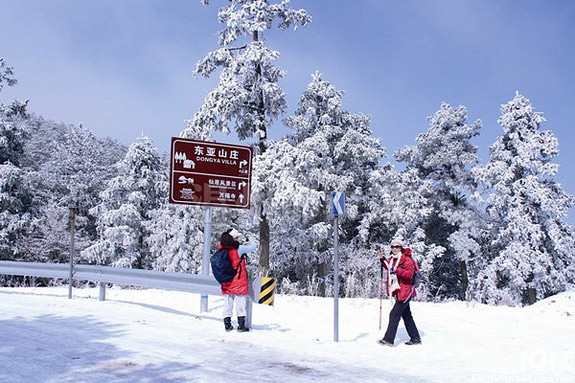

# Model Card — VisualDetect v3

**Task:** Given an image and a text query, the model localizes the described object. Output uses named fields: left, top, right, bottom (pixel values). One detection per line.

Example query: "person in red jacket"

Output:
left=377, top=239, right=421, bottom=346
left=220, top=228, right=257, bottom=332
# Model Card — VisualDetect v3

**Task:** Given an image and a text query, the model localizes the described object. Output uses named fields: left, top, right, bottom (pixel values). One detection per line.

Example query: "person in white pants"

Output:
left=220, top=228, right=257, bottom=332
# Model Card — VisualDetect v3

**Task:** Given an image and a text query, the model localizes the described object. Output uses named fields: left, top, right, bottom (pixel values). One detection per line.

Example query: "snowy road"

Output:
left=1, top=287, right=573, bottom=383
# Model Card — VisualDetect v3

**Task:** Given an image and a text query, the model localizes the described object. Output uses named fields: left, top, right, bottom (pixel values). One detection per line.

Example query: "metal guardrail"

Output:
left=0, top=260, right=221, bottom=296
left=0, top=260, right=259, bottom=327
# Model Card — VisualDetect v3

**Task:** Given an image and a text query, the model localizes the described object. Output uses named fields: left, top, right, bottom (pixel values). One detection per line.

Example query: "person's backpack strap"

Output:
left=236, top=256, right=243, bottom=279
left=406, top=257, right=420, bottom=301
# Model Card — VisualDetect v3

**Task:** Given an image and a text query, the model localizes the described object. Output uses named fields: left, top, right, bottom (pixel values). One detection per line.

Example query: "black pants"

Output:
left=383, top=300, right=421, bottom=344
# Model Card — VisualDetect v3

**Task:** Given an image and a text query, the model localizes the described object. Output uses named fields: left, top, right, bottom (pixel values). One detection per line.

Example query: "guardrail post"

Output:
left=99, top=282, right=106, bottom=301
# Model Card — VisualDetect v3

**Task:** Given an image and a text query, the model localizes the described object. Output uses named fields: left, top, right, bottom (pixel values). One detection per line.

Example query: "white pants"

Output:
left=223, top=294, right=247, bottom=318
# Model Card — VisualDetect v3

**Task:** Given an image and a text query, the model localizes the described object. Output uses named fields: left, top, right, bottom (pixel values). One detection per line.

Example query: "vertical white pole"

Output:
left=201, top=206, right=213, bottom=312
left=333, top=215, right=339, bottom=342
left=68, top=206, right=76, bottom=299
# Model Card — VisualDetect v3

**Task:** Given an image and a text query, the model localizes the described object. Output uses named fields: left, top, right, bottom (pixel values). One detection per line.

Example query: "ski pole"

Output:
left=379, top=261, right=384, bottom=331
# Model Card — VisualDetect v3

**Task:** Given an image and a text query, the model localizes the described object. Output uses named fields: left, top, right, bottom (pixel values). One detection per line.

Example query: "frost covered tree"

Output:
left=0, top=58, right=31, bottom=260
left=46, top=123, right=124, bottom=210
left=144, top=146, right=208, bottom=274
left=187, top=0, right=311, bottom=144
left=395, top=103, right=483, bottom=298
left=0, top=58, right=17, bottom=91
left=0, top=58, right=28, bottom=166
left=359, top=164, right=444, bottom=300
left=254, top=72, right=386, bottom=295
left=0, top=162, right=32, bottom=261
left=81, top=136, right=166, bottom=268
left=23, top=121, right=126, bottom=262
left=145, top=201, right=206, bottom=273
left=471, top=92, right=575, bottom=305
left=183, top=0, right=311, bottom=275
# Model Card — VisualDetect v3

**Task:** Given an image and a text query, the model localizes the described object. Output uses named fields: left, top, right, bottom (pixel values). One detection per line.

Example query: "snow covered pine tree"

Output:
left=471, top=92, right=575, bottom=305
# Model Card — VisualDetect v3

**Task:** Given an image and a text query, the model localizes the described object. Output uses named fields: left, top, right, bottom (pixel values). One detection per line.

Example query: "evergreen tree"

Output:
left=21, top=116, right=68, bottom=170
left=471, top=92, right=575, bottom=305
left=0, top=162, right=32, bottom=260
left=359, top=165, right=444, bottom=300
left=0, top=58, right=17, bottom=91
left=81, top=136, right=166, bottom=268
left=146, top=202, right=206, bottom=273
left=255, top=72, right=385, bottom=295
left=183, top=0, right=311, bottom=275
left=23, top=121, right=126, bottom=263
left=144, top=149, right=211, bottom=274
left=0, top=58, right=31, bottom=261
left=0, top=58, right=28, bottom=166
left=395, top=103, right=483, bottom=298
left=25, top=205, right=70, bottom=263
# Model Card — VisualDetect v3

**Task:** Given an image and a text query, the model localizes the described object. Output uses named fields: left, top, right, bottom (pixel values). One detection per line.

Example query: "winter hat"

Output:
left=391, top=239, right=403, bottom=247
left=228, top=228, right=241, bottom=239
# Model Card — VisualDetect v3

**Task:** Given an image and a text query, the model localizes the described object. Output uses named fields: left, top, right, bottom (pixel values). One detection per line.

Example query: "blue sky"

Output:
left=1, top=0, right=574, bottom=221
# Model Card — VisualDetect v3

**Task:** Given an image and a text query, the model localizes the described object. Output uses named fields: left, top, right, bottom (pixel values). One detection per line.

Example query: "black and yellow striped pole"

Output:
left=259, top=277, right=276, bottom=305
left=249, top=276, right=276, bottom=308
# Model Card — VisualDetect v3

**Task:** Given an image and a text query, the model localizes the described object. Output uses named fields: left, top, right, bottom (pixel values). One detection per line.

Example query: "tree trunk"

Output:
left=253, top=29, right=271, bottom=276
left=526, top=287, right=537, bottom=305
left=525, top=273, right=537, bottom=305
left=317, top=262, right=326, bottom=297
left=258, top=210, right=270, bottom=276
left=459, top=260, right=469, bottom=298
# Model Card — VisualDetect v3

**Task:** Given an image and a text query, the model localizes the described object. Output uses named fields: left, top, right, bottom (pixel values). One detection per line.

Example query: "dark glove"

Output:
left=390, top=267, right=396, bottom=274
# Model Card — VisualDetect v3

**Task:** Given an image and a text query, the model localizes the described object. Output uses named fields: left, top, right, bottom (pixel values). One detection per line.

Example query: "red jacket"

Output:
left=381, top=248, right=417, bottom=301
left=219, top=244, right=248, bottom=296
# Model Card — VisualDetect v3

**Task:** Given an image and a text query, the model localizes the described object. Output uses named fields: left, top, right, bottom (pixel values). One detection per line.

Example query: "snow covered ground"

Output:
left=0, top=286, right=573, bottom=383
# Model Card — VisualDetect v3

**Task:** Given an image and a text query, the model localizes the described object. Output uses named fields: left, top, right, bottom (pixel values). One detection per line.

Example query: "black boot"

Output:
left=223, top=317, right=234, bottom=332
left=405, top=339, right=422, bottom=345
left=237, top=316, right=249, bottom=332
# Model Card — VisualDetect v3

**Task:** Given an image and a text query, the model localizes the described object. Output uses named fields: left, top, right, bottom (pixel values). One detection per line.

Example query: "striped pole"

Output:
left=259, top=277, right=276, bottom=305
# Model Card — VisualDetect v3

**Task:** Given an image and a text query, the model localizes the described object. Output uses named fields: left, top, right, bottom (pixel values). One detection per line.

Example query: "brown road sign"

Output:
left=169, top=137, right=253, bottom=209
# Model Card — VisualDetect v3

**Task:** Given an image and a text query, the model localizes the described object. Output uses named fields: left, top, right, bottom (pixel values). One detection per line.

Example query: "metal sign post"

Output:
left=200, top=206, right=212, bottom=312
left=333, top=214, right=339, bottom=342
left=331, top=191, right=345, bottom=342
